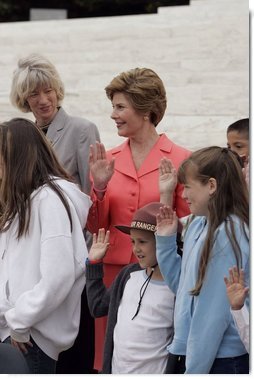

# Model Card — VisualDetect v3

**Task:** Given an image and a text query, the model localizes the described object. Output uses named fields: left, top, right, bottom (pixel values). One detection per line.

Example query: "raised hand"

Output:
left=89, top=228, right=110, bottom=261
left=89, top=142, right=115, bottom=190
left=159, top=157, right=177, bottom=205
left=11, top=338, right=33, bottom=354
left=224, top=266, right=249, bottom=310
left=156, top=205, right=178, bottom=236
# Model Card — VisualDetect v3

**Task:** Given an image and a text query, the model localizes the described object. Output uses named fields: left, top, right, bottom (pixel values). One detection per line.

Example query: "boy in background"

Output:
left=227, top=118, right=249, bottom=188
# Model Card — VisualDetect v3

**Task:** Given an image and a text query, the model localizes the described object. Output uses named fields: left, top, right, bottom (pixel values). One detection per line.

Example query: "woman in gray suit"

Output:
left=10, top=53, right=100, bottom=374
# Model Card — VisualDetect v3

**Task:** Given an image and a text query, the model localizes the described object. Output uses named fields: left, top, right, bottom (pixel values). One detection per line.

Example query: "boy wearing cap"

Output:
left=86, top=202, right=175, bottom=374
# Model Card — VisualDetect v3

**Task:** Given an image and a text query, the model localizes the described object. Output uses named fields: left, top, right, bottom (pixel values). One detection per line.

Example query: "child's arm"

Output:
left=224, top=267, right=249, bottom=352
left=224, top=266, right=249, bottom=310
left=156, top=205, right=178, bottom=236
left=159, top=158, right=177, bottom=205
left=86, top=229, right=111, bottom=317
left=230, top=304, right=249, bottom=353
left=156, top=205, right=182, bottom=294
left=89, top=228, right=110, bottom=262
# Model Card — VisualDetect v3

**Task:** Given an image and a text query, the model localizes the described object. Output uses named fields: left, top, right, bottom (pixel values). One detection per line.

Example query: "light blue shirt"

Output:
left=156, top=215, right=249, bottom=373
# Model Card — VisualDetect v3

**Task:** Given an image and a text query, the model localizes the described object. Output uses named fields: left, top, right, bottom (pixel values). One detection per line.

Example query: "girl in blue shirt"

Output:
left=156, top=146, right=249, bottom=374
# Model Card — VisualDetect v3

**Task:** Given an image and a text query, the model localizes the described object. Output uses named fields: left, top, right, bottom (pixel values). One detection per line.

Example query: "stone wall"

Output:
left=0, top=0, right=248, bottom=150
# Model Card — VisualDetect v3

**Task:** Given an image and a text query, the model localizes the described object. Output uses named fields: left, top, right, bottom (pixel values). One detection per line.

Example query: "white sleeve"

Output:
left=5, top=236, right=76, bottom=342
left=231, top=304, right=249, bottom=353
left=4, top=192, right=79, bottom=342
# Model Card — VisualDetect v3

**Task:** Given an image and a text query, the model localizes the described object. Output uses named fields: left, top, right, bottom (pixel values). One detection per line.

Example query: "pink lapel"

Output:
left=112, top=141, right=137, bottom=179
left=111, top=134, right=173, bottom=179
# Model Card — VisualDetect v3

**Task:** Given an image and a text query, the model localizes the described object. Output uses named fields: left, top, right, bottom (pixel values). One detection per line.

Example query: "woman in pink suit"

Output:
left=87, top=67, right=190, bottom=370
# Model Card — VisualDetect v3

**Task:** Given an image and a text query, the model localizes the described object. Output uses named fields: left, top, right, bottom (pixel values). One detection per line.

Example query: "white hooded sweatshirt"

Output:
left=0, top=178, right=91, bottom=360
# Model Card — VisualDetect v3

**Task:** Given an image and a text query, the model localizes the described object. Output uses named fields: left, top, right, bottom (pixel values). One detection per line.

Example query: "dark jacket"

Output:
left=86, top=262, right=141, bottom=373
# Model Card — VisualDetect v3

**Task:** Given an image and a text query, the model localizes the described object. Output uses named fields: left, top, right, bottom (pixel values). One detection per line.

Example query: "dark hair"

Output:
left=105, top=67, right=167, bottom=126
left=178, top=146, right=249, bottom=296
left=227, top=118, right=249, bottom=139
left=0, top=118, right=73, bottom=238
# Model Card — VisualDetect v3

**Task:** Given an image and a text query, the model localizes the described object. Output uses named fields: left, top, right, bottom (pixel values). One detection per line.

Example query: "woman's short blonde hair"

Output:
left=105, top=67, right=167, bottom=126
left=10, top=53, right=65, bottom=113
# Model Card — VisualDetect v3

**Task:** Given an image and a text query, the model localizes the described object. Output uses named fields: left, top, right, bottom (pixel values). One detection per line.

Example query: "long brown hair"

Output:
left=178, top=146, right=249, bottom=296
left=0, top=118, right=73, bottom=238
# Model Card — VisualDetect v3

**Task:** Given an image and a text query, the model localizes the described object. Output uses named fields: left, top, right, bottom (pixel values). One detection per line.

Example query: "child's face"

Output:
left=182, top=173, right=214, bottom=217
left=227, top=131, right=249, bottom=159
left=130, top=229, right=157, bottom=269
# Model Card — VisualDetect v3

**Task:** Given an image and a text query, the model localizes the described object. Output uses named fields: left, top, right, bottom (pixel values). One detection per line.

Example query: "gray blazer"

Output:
left=47, top=107, right=100, bottom=194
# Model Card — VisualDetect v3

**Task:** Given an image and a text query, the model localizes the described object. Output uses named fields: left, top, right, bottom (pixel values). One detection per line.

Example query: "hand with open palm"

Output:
left=159, top=158, right=177, bottom=205
left=224, top=267, right=249, bottom=310
left=89, top=228, right=110, bottom=261
left=89, top=142, right=115, bottom=191
left=156, top=205, right=178, bottom=236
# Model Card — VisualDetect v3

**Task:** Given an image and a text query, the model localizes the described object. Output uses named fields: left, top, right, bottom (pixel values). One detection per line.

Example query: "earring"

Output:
left=144, top=116, right=149, bottom=121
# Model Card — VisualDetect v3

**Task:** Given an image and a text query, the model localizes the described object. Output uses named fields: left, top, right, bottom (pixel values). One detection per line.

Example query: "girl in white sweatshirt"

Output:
left=0, top=118, right=91, bottom=373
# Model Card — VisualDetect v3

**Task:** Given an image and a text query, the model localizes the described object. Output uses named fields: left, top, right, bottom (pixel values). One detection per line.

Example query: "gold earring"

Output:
left=144, top=116, right=149, bottom=121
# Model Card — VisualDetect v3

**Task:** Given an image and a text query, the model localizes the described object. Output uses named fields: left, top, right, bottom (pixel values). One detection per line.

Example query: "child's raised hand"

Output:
left=159, top=158, right=177, bottom=205
left=89, top=228, right=110, bottom=261
left=156, top=205, right=178, bottom=236
left=224, top=266, right=249, bottom=310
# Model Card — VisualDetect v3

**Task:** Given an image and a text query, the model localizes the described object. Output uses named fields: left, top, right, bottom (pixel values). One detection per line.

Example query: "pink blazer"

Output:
left=87, top=134, right=190, bottom=266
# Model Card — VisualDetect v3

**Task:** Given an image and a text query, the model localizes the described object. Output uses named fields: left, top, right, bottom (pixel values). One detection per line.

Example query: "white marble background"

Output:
left=0, top=0, right=249, bottom=151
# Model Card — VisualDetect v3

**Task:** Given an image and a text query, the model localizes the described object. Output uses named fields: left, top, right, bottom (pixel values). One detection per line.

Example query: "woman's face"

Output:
left=111, top=92, right=147, bottom=138
left=26, top=86, right=58, bottom=126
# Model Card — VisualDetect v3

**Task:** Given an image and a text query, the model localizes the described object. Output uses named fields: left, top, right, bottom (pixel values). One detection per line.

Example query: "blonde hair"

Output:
left=105, top=68, right=167, bottom=126
left=10, top=53, right=65, bottom=113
